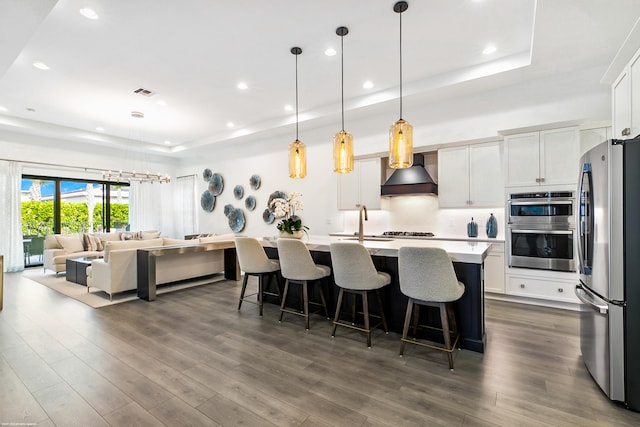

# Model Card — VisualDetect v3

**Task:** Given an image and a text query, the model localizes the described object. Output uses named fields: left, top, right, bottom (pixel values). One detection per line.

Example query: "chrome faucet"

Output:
left=358, top=205, right=368, bottom=243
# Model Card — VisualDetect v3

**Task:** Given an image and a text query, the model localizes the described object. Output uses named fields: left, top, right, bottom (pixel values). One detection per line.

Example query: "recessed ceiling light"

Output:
left=284, top=104, right=293, bottom=112
left=156, top=100, right=167, bottom=106
left=0, top=106, right=7, bottom=112
left=26, top=108, right=36, bottom=112
left=164, top=140, right=171, bottom=145
left=226, top=122, right=235, bottom=128
left=237, top=82, right=248, bottom=90
left=33, top=62, right=50, bottom=70
left=324, top=48, right=337, bottom=57
left=131, top=111, right=144, bottom=118
left=79, top=7, right=99, bottom=20
left=363, top=80, right=374, bottom=89
left=482, top=45, right=497, bottom=55
left=95, top=126, right=104, bottom=132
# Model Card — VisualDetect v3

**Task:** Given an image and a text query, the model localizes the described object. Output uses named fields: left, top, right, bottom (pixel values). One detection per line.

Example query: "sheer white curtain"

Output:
left=174, top=175, right=198, bottom=239
left=128, top=181, right=163, bottom=232
left=0, top=160, right=24, bottom=272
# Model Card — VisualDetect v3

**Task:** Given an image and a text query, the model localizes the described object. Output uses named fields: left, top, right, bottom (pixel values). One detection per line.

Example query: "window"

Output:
left=21, top=176, right=129, bottom=267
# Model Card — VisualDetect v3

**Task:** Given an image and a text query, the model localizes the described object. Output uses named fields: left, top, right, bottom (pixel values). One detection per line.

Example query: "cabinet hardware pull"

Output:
left=520, top=284, right=525, bottom=288
left=622, top=127, right=631, bottom=136
left=558, top=288, right=564, bottom=293
left=539, top=177, right=545, bottom=182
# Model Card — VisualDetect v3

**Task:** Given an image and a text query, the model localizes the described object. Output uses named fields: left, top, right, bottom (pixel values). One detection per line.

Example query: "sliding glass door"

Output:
left=21, top=176, right=129, bottom=267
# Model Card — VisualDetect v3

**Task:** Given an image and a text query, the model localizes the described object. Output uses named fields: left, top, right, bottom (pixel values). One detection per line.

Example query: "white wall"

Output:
left=179, top=68, right=610, bottom=238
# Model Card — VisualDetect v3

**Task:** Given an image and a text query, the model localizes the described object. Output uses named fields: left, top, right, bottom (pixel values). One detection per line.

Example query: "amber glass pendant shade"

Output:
left=333, top=130, right=354, bottom=173
left=389, top=118, right=413, bottom=169
left=289, top=139, right=306, bottom=178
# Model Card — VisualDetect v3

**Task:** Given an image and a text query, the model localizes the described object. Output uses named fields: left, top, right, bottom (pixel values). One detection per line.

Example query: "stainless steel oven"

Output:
left=507, top=191, right=576, bottom=272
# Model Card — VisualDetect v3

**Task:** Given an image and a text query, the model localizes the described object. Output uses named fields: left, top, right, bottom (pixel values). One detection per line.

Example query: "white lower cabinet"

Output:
left=484, top=243, right=505, bottom=294
left=506, top=274, right=579, bottom=304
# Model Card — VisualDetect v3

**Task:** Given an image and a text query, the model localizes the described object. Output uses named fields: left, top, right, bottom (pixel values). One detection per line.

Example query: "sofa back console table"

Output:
left=137, top=241, right=239, bottom=301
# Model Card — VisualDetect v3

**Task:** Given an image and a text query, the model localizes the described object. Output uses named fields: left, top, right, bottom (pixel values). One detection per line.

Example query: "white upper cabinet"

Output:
left=438, top=141, right=503, bottom=208
left=337, top=158, right=381, bottom=210
left=613, top=50, right=640, bottom=139
left=504, top=127, right=579, bottom=187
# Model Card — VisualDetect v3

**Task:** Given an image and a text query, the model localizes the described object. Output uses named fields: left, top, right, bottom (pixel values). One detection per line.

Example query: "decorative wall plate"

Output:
left=233, top=185, right=244, bottom=200
left=202, top=168, right=213, bottom=181
left=262, top=208, right=275, bottom=224
left=200, top=191, right=215, bottom=212
left=267, top=190, right=287, bottom=210
left=224, top=204, right=234, bottom=217
left=228, top=208, right=246, bottom=232
left=249, top=174, right=261, bottom=190
left=245, top=195, right=256, bottom=211
left=208, top=173, right=224, bottom=196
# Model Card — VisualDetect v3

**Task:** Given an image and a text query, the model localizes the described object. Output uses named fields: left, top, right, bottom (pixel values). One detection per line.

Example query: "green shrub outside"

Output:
left=21, top=201, right=129, bottom=236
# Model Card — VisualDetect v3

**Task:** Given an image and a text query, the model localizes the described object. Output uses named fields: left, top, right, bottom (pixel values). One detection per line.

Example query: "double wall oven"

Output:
left=507, top=191, right=575, bottom=272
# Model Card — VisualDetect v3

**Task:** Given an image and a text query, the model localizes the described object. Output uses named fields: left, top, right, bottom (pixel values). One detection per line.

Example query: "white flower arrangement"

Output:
left=269, top=192, right=308, bottom=234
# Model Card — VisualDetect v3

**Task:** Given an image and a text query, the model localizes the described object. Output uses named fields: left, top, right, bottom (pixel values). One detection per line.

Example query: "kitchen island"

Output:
left=262, top=236, right=491, bottom=353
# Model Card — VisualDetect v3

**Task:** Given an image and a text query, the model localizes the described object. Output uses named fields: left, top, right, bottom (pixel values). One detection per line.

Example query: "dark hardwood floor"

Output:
left=2, top=269, right=640, bottom=426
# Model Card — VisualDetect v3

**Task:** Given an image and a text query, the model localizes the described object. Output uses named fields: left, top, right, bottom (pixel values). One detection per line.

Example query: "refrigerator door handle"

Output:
left=575, top=284, right=608, bottom=314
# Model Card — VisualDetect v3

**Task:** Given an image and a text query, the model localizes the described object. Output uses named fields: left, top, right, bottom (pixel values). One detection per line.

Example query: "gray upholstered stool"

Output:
left=276, top=238, right=331, bottom=330
left=329, top=242, right=390, bottom=348
left=235, top=237, right=281, bottom=316
left=398, top=247, right=465, bottom=370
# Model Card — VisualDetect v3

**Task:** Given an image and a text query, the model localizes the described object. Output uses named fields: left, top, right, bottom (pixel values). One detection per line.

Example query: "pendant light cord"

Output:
left=341, top=33, right=345, bottom=132
left=295, top=52, right=299, bottom=141
left=399, top=8, right=403, bottom=120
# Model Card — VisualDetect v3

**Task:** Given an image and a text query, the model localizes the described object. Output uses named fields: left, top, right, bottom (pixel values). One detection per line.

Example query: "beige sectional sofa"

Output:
left=43, top=231, right=161, bottom=275
left=86, top=234, right=236, bottom=300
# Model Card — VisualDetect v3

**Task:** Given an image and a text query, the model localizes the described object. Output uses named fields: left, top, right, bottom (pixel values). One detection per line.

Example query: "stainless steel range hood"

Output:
left=380, top=153, right=438, bottom=196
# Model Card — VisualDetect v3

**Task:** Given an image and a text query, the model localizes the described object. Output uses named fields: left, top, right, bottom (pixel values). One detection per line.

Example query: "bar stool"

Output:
left=276, top=238, right=331, bottom=330
left=398, top=247, right=465, bottom=370
left=235, top=237, right=281, bottom=316
left=329, top=242, right=390, bottom=348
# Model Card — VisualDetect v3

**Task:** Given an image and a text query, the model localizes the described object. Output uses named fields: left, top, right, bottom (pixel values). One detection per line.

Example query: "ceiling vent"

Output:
left=133, top=87, right=155, bottom=97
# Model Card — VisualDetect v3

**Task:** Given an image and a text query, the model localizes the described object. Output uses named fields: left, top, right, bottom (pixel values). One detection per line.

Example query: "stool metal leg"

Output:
left=258, top=274, right=264, bottom=316
left=440, top=302, right=454, bottom=370
left=279, top=279, right=290, bottom=322
left=376, top=289, right=389, bottom=333
left=362, top=290, right=371, bottom=348
left=331, top=288, right=345, bottom=337
left=319, top=278, right=330, bottom=319
left=399, top=298, right=414, bottom=356
left=238, top=273, right=249, bottom=310
left=303, top=280, right=310, bottom=330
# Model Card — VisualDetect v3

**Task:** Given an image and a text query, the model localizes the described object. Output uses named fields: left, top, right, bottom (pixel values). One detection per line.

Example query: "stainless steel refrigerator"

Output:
left=576, top=137, right=640, bottom=411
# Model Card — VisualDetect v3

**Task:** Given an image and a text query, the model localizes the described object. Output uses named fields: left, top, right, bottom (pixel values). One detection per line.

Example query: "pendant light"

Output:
left=389, top=1, right=413, bottom=169
left=333, top=26, right=354, bottom=174
left=289, top=46, right=306, bottom=179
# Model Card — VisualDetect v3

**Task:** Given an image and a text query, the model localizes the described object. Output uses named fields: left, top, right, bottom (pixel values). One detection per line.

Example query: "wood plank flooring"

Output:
left=1, top=269, right=640, bottom=426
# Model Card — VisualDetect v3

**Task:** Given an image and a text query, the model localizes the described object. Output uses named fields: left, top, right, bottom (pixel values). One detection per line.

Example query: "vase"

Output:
left=279, top=230, right=303, bottom=239
left=467, top=217, right=478, bottom=237
left=486, top=213, right=498, bottom=238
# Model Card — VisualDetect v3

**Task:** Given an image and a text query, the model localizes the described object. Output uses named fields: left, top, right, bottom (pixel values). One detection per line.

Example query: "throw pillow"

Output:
left=120, top=232, right=136, bottom=241
left=85, top=234, right=103, bottom=251
left=140, top=230, right=161, bottom=240
left=56, top=235, right=84, bottom=253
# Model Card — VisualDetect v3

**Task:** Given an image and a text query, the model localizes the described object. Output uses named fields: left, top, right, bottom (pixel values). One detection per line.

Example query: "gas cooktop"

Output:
left=380, top=231, right=435, bottom=238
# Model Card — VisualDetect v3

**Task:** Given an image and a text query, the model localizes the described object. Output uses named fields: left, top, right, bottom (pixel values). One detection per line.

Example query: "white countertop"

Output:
left=329, top=232, right=505, bottom=244
left=262, top=235, right=491, bottom=264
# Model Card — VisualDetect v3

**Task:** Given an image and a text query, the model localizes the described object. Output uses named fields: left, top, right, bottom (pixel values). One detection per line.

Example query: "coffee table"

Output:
left=66, top=256, right=101, bottom=286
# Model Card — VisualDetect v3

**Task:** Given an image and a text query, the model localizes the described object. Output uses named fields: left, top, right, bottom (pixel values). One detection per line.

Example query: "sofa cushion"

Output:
left=99, top=232, right=122, bottom=242
left=56, top=234, right=84, bottom=253
left=84, top=233, right=103, bottom=251
left=120, top=231, right=139, bottom=241
left=45, top=234, right=63, bottom=250
left=141, top=230, right=161, bottom=239
left=103, top=237, right=164, bottom=262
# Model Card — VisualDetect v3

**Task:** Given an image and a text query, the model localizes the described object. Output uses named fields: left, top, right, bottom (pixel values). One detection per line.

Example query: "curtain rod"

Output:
left=0, top=157, right=105, bottom=173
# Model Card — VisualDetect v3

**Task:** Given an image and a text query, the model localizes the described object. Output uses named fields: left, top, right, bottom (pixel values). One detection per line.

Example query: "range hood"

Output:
left=380, top=153, right=438, bottom=196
